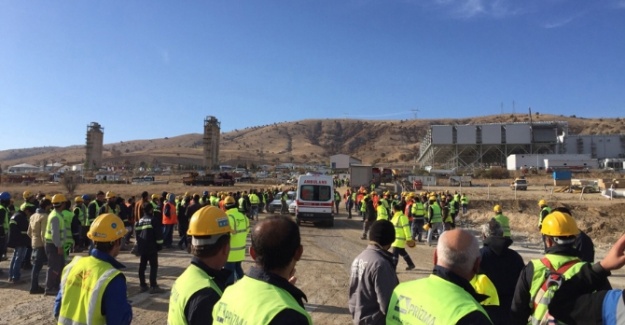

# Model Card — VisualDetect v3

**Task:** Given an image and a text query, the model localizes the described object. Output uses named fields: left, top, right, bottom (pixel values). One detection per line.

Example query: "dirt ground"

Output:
left=1, top=182, right=624, bottom=324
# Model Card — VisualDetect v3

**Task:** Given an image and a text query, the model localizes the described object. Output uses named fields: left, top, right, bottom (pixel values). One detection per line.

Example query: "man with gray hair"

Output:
left=478, top=219, right=524, bottom=324
left=386, top=229, right=492, bottom=324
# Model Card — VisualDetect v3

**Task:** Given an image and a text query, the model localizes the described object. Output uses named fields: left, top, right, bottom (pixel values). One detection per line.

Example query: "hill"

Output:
left=1, top=113, right=623, bottom=170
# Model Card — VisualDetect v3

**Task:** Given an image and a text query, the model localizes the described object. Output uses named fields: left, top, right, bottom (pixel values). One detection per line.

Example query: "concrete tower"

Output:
left=85, top=122, right=104, bottom=170
left=203, top=116, right=221, bottom=169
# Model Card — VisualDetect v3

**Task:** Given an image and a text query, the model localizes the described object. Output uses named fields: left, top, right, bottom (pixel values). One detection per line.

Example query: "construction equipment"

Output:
left=182, top=172, right=235, bottom=186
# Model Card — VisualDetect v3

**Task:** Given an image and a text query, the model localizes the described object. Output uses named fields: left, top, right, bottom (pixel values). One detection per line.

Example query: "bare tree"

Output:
left=62, top=172, right=80, bottom=197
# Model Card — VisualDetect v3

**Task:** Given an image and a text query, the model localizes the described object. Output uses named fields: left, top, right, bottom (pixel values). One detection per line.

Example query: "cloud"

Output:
left=433, top=0, right=524, bottom=19
left=617, top=0, right=625, bottom=9
left=542, top=16, right=575, bottom=28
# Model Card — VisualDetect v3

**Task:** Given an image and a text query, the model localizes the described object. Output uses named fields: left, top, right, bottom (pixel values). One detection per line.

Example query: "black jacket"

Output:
left=364, top=199, right=376, bottom=221
left=479, top=236, right=525, bottom=325
left=184, top=257, right=231, bottom=325
left=509, top=245, right=611, bottom=325
left=8, top=211, right=30, bottom=248
left=574, top=231, right=595, bottom=263
left=135, top=214, right=163, bottom=255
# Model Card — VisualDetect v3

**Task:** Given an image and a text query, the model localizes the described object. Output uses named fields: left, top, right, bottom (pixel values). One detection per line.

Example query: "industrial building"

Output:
left=85, top=122, right=104, bottom=170
left=203, top=116, right=221, bottom=169
left=417, top=121, right=568, bottom=168
left=506, top=154, right=598, bottom=171
left=559, top=134, right=625, bottom=159
left=330, top=154, right=362, bottom=170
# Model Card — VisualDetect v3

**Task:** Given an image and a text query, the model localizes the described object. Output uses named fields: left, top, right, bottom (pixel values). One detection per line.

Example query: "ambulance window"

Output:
left=300, top=185, right=332, bottom=201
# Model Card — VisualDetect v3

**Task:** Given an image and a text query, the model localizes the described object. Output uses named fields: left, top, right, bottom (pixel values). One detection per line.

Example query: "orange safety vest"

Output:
left=162, top=202, right=178, bottom=225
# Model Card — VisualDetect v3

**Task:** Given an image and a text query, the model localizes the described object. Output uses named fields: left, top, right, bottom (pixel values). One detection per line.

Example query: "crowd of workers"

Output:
left=0, top=183, right=623, bottom=324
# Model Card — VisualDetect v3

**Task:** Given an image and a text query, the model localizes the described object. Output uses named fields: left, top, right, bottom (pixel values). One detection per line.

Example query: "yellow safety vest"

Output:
left=470, top=274, right=500, bottom=306
left=387, top=274, right=491, bottom=325
left=44, top=210, right=65, bottom=244
left=58, top=256, right=121, bottom=325
left=87, top=201, right=101, bottom=225
left=213, top=276, right=312, bottom=325
left=493, top=214, right=511, bottom=237
left=168, top=264, right=223, bottom=325
left=227, top=208, right=250, bottom=262
left=429, top=204, right=442, bottom=223
left=62, top=210, right=75, bottom=246
left=0, top=205, right=9, bottom=234
left=249, top=194, right=260, bottom=205
left=538, top=206, right=552, bottom=228
left=391, top=212, right=410, bottom=249
left=528, top=255, right=585, bottom=325
left=376, top=205, right=389, bottom=221
left=74, top=205, right=87, bottom=226
left=411, top=202, right=425, bottom=217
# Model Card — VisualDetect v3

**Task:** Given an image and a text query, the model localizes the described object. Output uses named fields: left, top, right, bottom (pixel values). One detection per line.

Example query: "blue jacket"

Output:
left=54, top=249, right=133, bottom=325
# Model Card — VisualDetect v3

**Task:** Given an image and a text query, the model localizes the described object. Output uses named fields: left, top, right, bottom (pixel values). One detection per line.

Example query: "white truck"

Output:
left=349, top=164, right=373, bottom=188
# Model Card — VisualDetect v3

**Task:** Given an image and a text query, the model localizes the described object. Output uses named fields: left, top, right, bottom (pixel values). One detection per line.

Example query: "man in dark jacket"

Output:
left=349, top=220, right=398, bottom=325
left=360, top=196, right=377, bottom=240
left=478, top=219, right=525, bottom=324
left=135, top=202, right=164, bottom=294
left=176, top=193, right=190, bottom=250
left=8, top=205, right=36, bottom=283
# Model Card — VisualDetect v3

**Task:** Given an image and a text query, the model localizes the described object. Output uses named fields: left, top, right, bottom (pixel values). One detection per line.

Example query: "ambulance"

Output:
left=295, top=173, right=334, bottom=227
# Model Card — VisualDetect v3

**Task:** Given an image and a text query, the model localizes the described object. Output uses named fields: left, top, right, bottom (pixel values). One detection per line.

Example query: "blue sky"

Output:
left=1, top=0, right=625, bottom=150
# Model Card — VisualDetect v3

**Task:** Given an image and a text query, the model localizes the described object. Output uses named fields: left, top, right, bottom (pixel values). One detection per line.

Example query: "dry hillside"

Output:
left=1, top=113, right=624, bottom=170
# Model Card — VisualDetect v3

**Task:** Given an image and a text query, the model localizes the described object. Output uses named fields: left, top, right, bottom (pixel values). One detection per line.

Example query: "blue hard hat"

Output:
left=0, top=192, right=11, bottom=201
left=203, top=190, right=209, bottom=196
left=82, top=194, right=90, bottom=201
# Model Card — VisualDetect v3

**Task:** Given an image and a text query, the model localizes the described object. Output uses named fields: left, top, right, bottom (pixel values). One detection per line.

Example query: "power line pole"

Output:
left=411, top=108, right=420, bottom=119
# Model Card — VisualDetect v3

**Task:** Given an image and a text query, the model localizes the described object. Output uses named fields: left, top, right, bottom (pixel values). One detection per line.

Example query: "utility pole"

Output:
left=411, top=108, right=420, bottom=119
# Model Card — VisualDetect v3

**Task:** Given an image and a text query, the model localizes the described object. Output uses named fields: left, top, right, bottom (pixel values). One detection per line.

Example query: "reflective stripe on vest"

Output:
left=213, top=276, right=312, bottom=324
left=386, top=274, right=490, bottom=325
left=528, top=255, right=585, bottom=324
left=411, top=202, right=425, bottom=217
left=168, top=264, right=223, bottom=325
left=45, top=210, right=65, bottom=243
left=58, top=256, right=121, bottom=325
left=227, top=208, right=249, bottom=262
left=470, top=274, right=500, bottom=306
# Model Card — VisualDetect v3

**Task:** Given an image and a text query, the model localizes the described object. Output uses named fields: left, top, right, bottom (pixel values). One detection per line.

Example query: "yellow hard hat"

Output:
left=87, top=213, right=128, bottom=242
left=74, top=196, right=84, bottom=203
left=493, top=205, right=502, bottom=213
left=406, top=239, right=416, bottom=248
left=541, top=211, right=580, bottom=237
left=23, top=190, right=33, bottom=200
left=51, top=194, right=67, bottom=205
left=151, top=194, right=160, bottom=200
left=224, top=196, right=236, bottom=205
left=105, top=191, right=116, bottom=199
left=187, top=206, right=232, bottom=238
left=423, top=223, right=431, bottom=231
left=44, top=194, right=52, bottom=201
left=538, top=199, right=547, bottom=207
left=428, top=195, right=437, bottom=201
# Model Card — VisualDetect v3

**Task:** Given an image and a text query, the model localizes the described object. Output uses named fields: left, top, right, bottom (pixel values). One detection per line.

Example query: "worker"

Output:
left=461, top=193, right=469, bottom=214
left=410, top=196, right=426, bottom=242
left=61, top=198, right=77, bottom=258
left=44, top=194, right=67, bottom=296
left=0, top=192, right=11, bottom=275
left=20, top=190, right=39, bottom=212
left=28, top=198, right=51, bottom=294
left=510, top=210, right=610, bottom=324
left=224, top=195, right=250, bottom=286
left=213, top=215, right=312, bottom=324
left=168, top=206, right=233, bottom=324
left=537, top=199, right=551, bottom=252
left=349, top=220, right=398, bottom=325
left=210, top=192, right=220, bottom=207
left=426, top=195, right=444, bottom=247
left=492, top=205, right=511, bottom=238
left=249, top=189, right=261, bottom=221
left=550, top=232, right=625, bottom=324
left=73, top=195, right=89, bottom=251
left=386, top=229, right=492, bottom=324
left=98, top=191, right=119, bottom=216
left=135, top=202, right=164, bottom=293
left=376, top=196, right=389, bottom=221
left=8, top=205, right=36, bottom=284
left=390, top=204, right=416, bottom=271
left=162, top=193, right=178, bottom=249
left=361, top=196, right=376, bottom=240
left=54, top=213, right=132, bottom=324
left=477, top=219, right=524, bottom=324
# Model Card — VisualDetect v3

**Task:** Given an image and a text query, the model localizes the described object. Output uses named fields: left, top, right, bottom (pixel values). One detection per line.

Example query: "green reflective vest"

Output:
left=62, top=210, right=75, bottom=245
left=386, top=274, right=491, bottom=325
left=213, top=276, right=312, bottom=325
left=227, top=208, right=250, bottom=262
left=461, top=196, right=469, bottom=205
left=168, top=264, right=223, bottom=325
left=74, top=204, right=87, bottom=226
left=528, top=255, right=585, bottom=324
left=428, top=204, right=442, bottom=223
left=493, top=213, right=511, bottom=237
left=411, top=202, right=425, bottom=217
left=538, top=206, right=552, bottom=228
left=391, top=212, right=411, bottom=249
left=376, top=205, right=389, bottom=221
left=58, top=256, right=121, bottom=325
left=210, top=196, right=220, bottom=206
left=45, top=210, right=65, bottom=244
left=0, top=205, right=9, bottom=234
left=249, top=194, right=260, bottom=205
left=470, top=274, right=500, bottom=306
left=87, top=201, right=101, bottom=225
left=20, top=201, right=35, bottom=212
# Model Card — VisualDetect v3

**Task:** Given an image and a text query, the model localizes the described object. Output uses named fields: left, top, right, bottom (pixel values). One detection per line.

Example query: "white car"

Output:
left=289, top=200, right=297, bottom=215
left=267, top=191, right=296, bottom=213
